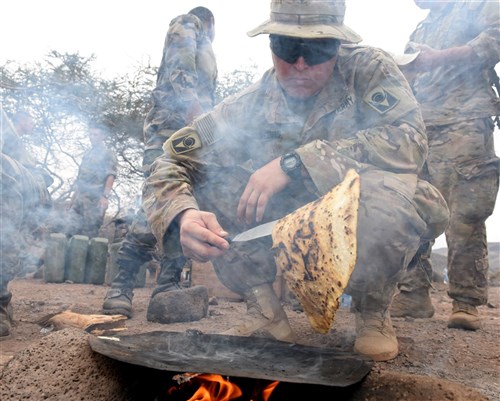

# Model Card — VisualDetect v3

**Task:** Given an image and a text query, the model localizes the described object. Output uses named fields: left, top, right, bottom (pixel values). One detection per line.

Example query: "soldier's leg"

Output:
left=0, top=253, right=20, bottom=337
left=430, top=119, right=498, bottom=330
left=349, top=172, right=429, bottom=361
left=391, top=241, right=436, bottom=318
left=80, top=194, right=104, bottom=239
left=0, top=156, right=25, bottom=336
left=210, top=238, right=295, bottom=342
left=102, top=207, right=157, bottom=317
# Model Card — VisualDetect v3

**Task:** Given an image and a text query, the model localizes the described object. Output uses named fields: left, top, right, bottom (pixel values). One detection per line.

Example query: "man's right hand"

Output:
left=178, top=209, right=230, bottom=262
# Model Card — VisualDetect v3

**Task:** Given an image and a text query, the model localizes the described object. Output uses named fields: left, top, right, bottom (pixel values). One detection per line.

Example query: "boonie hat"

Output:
left=248, top=0, right=362, bottom=43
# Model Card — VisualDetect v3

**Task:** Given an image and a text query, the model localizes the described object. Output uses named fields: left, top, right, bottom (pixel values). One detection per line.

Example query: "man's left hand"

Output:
left=237, top=157, right=290, bottom=224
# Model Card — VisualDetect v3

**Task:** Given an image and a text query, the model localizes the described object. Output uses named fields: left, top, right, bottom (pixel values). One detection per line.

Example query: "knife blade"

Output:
left=229, top=219, right=280, bottom=242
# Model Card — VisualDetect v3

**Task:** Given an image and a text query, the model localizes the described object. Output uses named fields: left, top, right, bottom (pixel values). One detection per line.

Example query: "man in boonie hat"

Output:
left=142, top=0, right=448, bottom=362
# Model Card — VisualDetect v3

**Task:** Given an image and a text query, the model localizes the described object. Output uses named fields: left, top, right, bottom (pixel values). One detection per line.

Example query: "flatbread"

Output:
left=272, top=169, right=360, bottom=334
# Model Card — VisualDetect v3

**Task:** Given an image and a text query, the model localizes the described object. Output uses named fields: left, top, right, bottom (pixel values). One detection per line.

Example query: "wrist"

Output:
left=280, top=151, right=303, bottom=178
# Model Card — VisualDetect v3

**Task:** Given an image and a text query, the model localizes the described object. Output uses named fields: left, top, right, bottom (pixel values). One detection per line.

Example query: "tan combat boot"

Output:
left=223, top=283, right=295, bottom=343
left=448, top=300, right=481, bottom=331
left=354, top=309, right=398, bottom=361
left=390, top=288, right=435, bottom=318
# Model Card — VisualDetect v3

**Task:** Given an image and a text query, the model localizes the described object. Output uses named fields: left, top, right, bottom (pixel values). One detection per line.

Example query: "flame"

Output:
left=262, top=381, right=279, bottom=401
left=180, top=373, right=279, bottom=401
left=187, top=374, right=242, bottom=401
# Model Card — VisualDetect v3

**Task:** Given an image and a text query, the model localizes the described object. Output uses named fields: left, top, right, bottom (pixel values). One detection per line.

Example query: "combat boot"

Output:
left=223, top=283, right=295, bottom=343
left=354, top=309, right=398, bottom=361
left=0, top=293, right=13, bottom=337
left=102, top=288, right=134, bottom=318
left=390, top=288, right=435, bottom=318
left=447, top=300, right=481, bottom=331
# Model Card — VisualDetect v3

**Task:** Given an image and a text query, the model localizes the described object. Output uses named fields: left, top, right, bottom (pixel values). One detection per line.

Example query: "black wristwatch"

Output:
left=280, top=151, right=302, bottom=178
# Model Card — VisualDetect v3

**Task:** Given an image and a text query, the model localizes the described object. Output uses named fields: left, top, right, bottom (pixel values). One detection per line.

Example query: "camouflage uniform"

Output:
left=397, top=1, right=500, bottom=307
left=69, top=141, right=117, bottom=238
left=143, top=45, right=449, bottom=314
left=1, top=107, right=51, bottom=335
left=108, top=12, right=217, bottom=298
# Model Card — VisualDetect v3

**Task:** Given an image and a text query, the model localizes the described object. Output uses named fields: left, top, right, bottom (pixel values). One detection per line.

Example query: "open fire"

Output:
left=168, top=373, right=279, bottom=401
left=167, top=373, right=279, bottom=401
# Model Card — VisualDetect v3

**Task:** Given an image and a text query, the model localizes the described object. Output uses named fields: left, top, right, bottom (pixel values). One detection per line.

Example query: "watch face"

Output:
left=283, top=155, right=299, bottom=170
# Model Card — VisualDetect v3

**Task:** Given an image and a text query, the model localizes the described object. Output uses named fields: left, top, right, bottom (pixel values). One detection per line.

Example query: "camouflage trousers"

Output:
left=398, top=118, right=499, bottom=305
left=67, top=192, right=106, bottom=238
left=1, top=154, right=49, bottom=297
left=110, top=147, right=179, bottom=291
left=162, top=169, right=447, bottom=312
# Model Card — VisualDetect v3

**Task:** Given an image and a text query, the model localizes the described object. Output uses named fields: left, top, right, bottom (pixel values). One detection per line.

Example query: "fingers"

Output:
left=237, top=187, right=270, bottom=224
left=179, top=210, right=229, bottom=262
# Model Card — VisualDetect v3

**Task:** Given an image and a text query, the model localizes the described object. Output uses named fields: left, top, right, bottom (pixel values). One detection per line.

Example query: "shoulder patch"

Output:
left=169, top=128, right=202, bottom=155
left=364, top=86, right=400, bottom=114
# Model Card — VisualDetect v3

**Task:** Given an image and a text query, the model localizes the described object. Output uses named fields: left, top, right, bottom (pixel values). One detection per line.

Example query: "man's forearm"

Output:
left=102, top=175, right=115, bottom=198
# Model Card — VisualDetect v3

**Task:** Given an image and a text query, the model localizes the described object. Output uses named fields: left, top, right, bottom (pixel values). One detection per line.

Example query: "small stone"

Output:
left=147, top=285, right=209, bottom=324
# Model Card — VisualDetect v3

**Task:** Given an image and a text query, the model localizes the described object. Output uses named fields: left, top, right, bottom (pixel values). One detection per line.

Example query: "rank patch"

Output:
left=170, top=129, right=202, bottom=154
left=365, top=86, right=399, bottom=114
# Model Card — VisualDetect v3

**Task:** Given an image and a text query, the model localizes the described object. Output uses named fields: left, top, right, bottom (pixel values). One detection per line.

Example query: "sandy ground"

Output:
left=0, top=276, right=498, bottom=401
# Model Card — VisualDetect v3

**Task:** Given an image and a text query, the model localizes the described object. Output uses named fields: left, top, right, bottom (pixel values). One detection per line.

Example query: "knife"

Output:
left=229, top=219, right=280, bottom=243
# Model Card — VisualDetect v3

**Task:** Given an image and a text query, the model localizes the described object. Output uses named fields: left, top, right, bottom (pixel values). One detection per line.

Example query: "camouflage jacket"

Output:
left=75, top=143, right=117, bottom=196
left=1, top=106, right=51, bottom=209
left=143, top=45, right=428, bottom=242
left=406, top=0, right=500, bottom=126
left=1, top=107, right=38, bottom=170
left=143, top=13, right=218, bottom=149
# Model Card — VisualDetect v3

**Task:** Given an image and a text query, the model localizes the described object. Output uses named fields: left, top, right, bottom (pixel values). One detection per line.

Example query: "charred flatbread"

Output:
left=272, top=169, right=360, bottom=334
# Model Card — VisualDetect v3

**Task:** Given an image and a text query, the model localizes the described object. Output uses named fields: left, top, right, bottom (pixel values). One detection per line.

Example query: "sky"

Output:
left=1, top=0, right=499, bottom=247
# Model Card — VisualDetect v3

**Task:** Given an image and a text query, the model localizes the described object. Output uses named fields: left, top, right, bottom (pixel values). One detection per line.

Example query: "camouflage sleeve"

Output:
left=155, top=14, right=204, bottom=103
left=297, top=49, right=428, bottom=193
left=467, top=2, right=500, bottom=67
left=142, top=147, right=201, bottom=248
left=0, top=107, right=38, bottom=169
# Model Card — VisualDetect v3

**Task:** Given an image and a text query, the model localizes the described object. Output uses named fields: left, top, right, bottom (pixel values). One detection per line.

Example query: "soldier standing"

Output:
left=141, top=0, right=448, bottom=361
left=391, top=0, right=500, bottom=331
left=0, top=106, right=51, bottom=336
left=67, top=122, right=117, bottom=238
left=102, top=7, right=217, bottom=319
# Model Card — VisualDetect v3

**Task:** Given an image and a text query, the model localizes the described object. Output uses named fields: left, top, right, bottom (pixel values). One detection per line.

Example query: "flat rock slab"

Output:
left=88, top=330, right=372, bottom=387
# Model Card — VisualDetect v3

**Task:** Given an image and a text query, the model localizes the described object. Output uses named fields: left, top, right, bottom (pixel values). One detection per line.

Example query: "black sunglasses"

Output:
left=270, top=35, right=340, bottom=66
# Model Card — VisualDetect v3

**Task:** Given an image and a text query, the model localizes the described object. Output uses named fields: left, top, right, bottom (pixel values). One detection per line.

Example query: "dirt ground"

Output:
left=0, top=275, right=498, bottom=401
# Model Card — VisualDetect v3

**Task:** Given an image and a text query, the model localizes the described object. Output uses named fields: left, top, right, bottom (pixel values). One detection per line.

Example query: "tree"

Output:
left=1, top=51, right=156, bottom=216
left=1, top=52, right=259, bottom=221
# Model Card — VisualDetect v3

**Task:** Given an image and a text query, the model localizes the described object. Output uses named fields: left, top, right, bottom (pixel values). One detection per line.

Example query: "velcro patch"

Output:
left=170, top=129, right=202, bottom=155
left=364, top=86, right=399, bottom=114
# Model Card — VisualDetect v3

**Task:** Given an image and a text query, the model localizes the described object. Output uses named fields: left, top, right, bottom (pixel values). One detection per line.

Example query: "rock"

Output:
left=146, top=285, right=209, bottom=324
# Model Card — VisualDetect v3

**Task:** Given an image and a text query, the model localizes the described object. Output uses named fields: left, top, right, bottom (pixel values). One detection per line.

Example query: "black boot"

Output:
left=102, top=268, right=136, bottom=318
left=102, top=287, right=134, bottom=318
left=150, top=256, right=185, bottom=298
left=0, top=292, right=13, bottom=337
